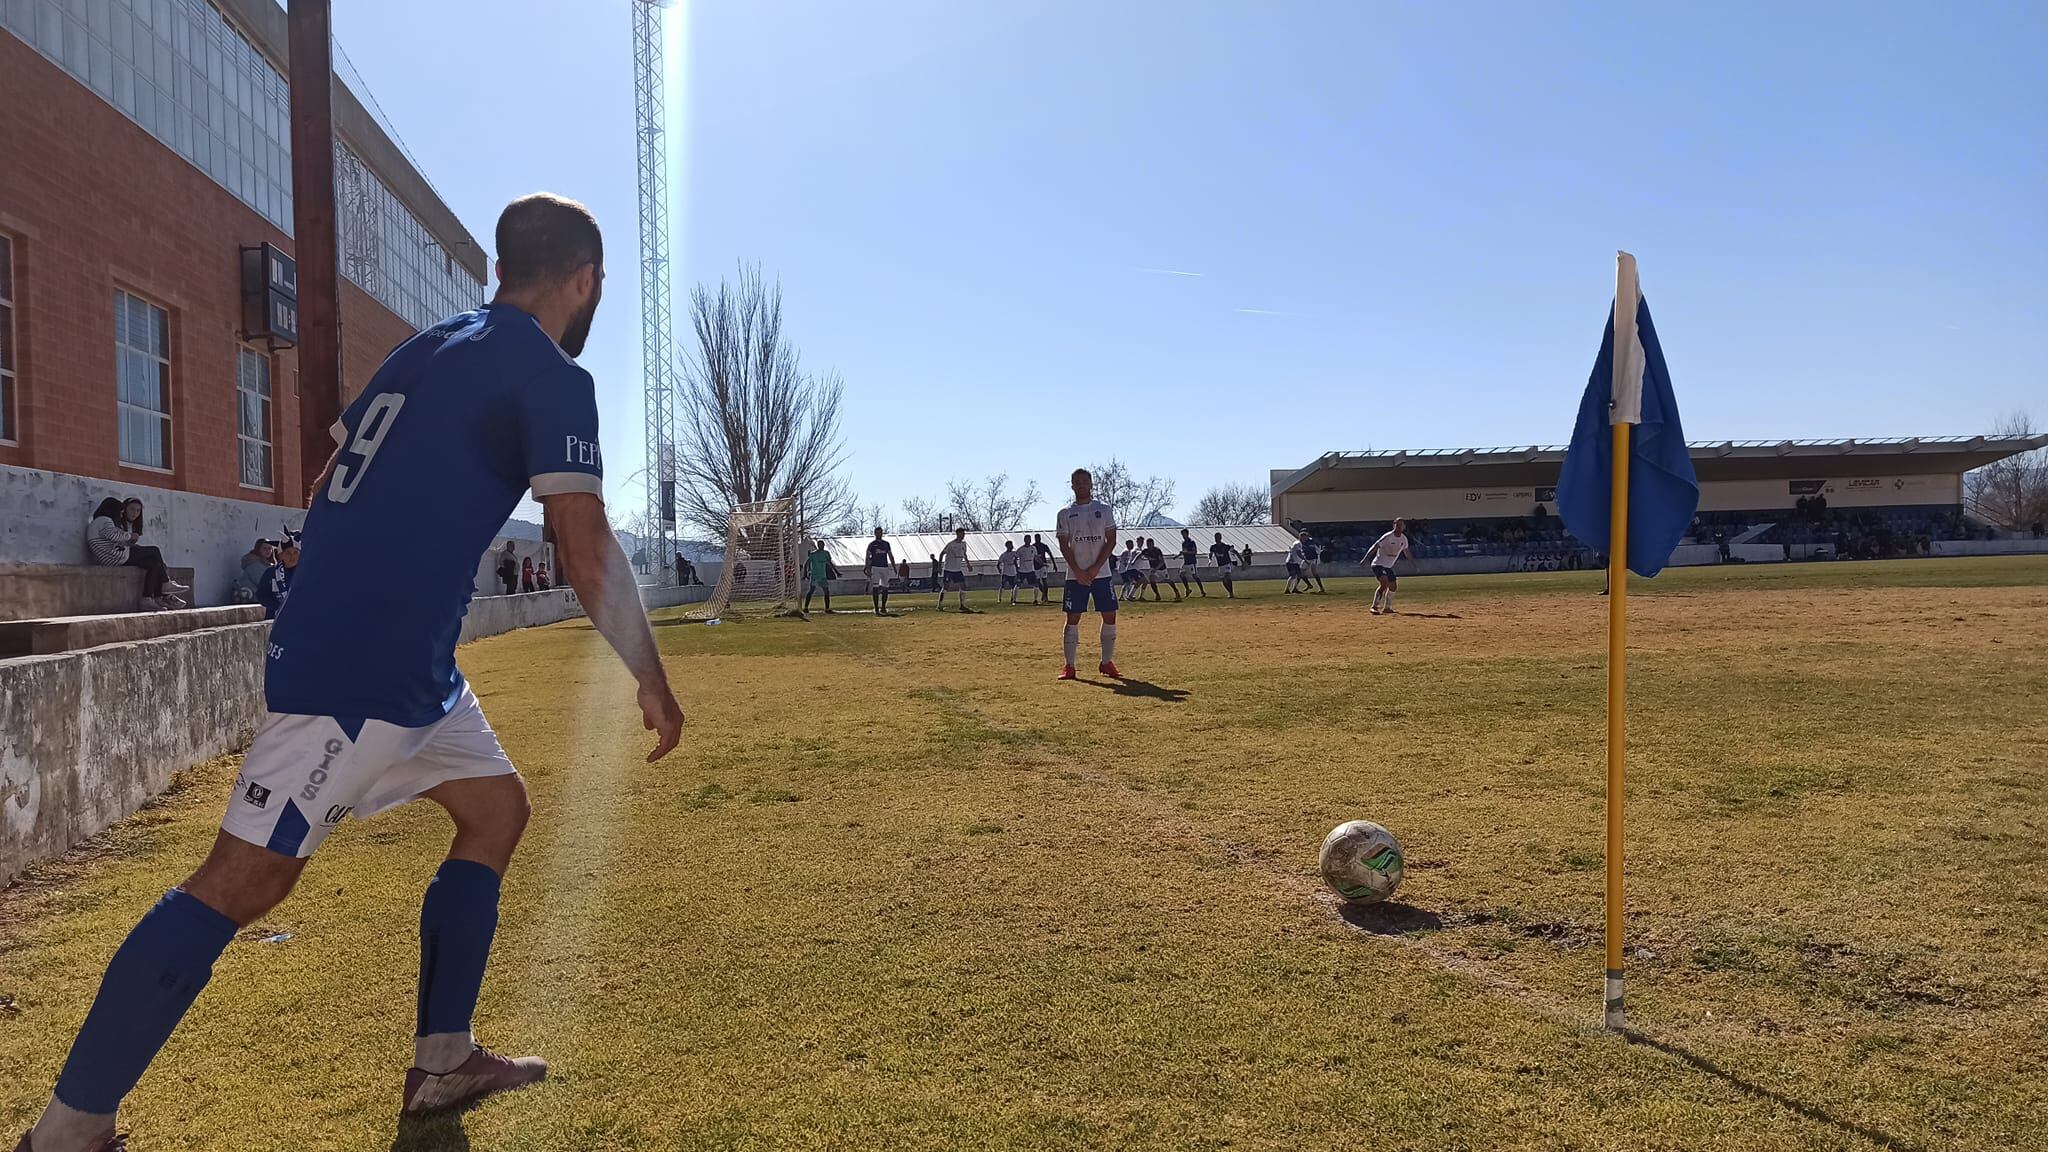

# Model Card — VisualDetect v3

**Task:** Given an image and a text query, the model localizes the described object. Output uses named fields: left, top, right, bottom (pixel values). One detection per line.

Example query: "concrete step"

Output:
left=0, top=603, right=263, bottom=658
left=0, top=563, right=198, bottom=621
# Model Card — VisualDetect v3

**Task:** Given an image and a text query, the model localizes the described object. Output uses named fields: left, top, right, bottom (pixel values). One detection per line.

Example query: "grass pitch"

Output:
left=3, top=557, right=2045, bottom=1151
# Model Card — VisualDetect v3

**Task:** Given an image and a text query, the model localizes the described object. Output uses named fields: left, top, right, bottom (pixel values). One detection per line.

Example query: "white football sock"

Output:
left=1063, top=625, right=1079, bottom=666
left=1100, top=624, right=1117, bottom=663
left=32, top=1097, right=117, bottom=1152
left=417, top=1030, right=476, bottom=1074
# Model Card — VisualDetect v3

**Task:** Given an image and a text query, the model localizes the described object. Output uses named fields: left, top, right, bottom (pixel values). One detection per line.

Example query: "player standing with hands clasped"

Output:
left=17, top=194, right=686, bottom=1152
left=1366, top=517, right=1415, bottom=615
left=1055, top=468, right=1120, bottom=680
left=865, top=528, right=895, bottom=616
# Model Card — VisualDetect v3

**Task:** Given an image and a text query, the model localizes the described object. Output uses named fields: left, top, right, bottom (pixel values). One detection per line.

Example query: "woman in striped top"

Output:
left=86, top=496, right=188, bottom=610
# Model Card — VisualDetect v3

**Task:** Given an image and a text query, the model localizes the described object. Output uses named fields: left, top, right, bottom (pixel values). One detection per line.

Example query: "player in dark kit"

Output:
left=1143, top=538, right=1180, bottom=602
left=865, top=529, right=895, bottom=615
left=18, top=195, right=685, bottom=1152
left=1177, top=528, right=1208, bottom=597
left=1209, top=532, right=1238, bottom=598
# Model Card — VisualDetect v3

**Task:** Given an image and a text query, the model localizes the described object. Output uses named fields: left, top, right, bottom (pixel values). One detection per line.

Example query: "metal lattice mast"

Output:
left=634, top=0, right=678, bottom=582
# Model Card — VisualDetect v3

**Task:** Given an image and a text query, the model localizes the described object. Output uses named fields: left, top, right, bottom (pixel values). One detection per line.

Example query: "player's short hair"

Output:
left=495, top=193, right=603, bottom=291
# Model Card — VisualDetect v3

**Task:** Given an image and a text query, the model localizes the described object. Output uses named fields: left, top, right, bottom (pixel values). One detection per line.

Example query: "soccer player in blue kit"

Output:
left=17, top=195, right=685, bottom=1152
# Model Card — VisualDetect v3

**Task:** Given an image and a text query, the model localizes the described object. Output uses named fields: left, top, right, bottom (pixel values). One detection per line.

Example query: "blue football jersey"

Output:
left=265, top=303, right=604, bottom=725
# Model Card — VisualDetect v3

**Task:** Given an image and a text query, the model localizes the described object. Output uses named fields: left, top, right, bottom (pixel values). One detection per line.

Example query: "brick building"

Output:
left=0, top=0, right=484, bottom=513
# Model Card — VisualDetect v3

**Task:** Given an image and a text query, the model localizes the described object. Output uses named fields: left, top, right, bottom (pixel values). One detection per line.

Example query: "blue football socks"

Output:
left=416, top=858, right=503, bottom=1059
left=52, top=889, right=238, bottom=1115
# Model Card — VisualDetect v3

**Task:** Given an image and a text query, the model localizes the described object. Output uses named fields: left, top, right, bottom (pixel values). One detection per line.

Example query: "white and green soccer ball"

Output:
left=1319, top=820, right=1406, bottom=904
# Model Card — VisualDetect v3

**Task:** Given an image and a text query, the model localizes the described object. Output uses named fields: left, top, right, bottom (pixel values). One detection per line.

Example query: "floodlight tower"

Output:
left=634, top=0, right=678, bottom=580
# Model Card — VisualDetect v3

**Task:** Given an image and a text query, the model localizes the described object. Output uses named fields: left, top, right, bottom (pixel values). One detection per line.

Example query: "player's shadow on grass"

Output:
left=1081, top=676, right=1189, bottom=702
left=1337, top=901, right=1444, bottom=936
left=389, top=1105, right=475, bottom=1152
left=1621, top=1031, right=1922, bottom=1152
left=1384, top=611, right=1462, bottom=620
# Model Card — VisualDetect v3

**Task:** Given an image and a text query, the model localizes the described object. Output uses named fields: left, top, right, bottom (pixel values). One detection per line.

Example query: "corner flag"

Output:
left=1556, top=253, right=1698, bottom=1032
left=1555, top=263, right=1698, bottom=576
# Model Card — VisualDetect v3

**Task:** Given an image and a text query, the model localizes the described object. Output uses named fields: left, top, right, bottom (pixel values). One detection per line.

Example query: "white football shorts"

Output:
left=220, top=683, right=517, bottom=858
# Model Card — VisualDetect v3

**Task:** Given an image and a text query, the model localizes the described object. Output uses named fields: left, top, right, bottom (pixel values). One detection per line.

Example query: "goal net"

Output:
left=687, top=498, right=804, bottom=620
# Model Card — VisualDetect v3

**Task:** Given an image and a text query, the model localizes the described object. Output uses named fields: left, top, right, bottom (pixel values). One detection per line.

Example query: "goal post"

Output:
left=687, top=498, right=805, bottom=620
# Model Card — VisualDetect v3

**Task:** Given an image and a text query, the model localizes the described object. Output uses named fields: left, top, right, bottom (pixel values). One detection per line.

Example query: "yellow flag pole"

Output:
left=1605, top=252, right=1639, bottom=1031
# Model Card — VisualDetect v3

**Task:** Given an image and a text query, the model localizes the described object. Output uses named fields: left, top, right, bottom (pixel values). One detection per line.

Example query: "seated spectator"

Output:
left=258, top=534, right=299, bottom=619
left=87, top=496, right=188, bottom=611
left=535, top=561, right=552, bottom=592
left=233, top=538, right=276, bottom=603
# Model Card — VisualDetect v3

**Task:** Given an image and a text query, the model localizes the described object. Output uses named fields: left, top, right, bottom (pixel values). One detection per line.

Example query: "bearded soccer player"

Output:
left=18, top=195, right=685, bottom=1152
left=1055, top=468, right=1120, bottom=680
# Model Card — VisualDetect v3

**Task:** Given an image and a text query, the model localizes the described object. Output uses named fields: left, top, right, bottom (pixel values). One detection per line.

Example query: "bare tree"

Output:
left=1965, top=412, right=2048, bottom=530
left=899, top=496, right=949, bottom=534
left=1192, top=481, right=1272, bottom=525
left=948, top=474, right=1042, bottom=531
left=674, top=265, right=853, bottom=541
left=1087, top=458, right=1176, bottom=525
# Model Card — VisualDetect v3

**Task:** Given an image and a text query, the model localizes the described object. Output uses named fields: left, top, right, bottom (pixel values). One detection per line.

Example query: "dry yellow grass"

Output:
left=2, top=558, right=2044, bottom=1151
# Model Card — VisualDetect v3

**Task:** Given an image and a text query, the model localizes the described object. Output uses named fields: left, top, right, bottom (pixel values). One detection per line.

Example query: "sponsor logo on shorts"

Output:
left=323, top=804, right=354, bottom=825
left=241, top=779, right=271, bottom=808
left=299, top=738, right=346, bottom=804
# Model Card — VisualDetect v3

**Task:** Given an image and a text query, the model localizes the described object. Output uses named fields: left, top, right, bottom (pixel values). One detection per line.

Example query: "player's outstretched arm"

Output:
left=545, top=491, right=684, bottom=762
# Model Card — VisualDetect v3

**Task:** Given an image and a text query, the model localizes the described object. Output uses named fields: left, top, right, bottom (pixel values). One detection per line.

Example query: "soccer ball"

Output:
left=1319, top=820, right=1405, bottom=904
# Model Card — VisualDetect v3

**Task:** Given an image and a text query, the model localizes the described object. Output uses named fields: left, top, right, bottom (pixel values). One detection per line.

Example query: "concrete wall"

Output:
left=1931, top=538, right=2048, bottom=557
left=0, top=462, right=309, bottom=606
left=1, top=621, right=268, bottom=882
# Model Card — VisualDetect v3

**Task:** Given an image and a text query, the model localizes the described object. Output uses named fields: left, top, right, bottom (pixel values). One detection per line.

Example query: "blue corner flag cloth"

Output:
left=1555, top=295, right=1699, bottom=578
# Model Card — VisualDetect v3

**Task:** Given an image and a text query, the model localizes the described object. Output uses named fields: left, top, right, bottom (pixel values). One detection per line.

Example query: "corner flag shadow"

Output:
left=390, top=1105, right=475, bottom=1152
left=1621, top=1031, right=1922, bottom=1152
left=1338, top=901, right=1443, bottom=936
left=1082, top=676, right=1189, bottom=702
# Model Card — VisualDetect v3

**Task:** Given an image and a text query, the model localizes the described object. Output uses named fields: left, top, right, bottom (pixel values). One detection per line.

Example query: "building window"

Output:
left=0, top=234, right=15, bottom=444
left=0, top=0, right=485, bottom=332
left=115, top=290, right=172, bottom=470
left=237, top=346, right=272, bottom=488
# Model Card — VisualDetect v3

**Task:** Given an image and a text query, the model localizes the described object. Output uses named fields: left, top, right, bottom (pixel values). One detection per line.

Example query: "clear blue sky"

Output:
left=333, top=0, right=2046, bottom=529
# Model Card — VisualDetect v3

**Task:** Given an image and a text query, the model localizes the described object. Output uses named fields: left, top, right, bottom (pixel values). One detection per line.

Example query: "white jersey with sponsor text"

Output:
left=1056, top=499, right=1118, bottom=576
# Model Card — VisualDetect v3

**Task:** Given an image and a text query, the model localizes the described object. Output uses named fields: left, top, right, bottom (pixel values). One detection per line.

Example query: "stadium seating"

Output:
left=1297, top=502, right=1980, bottom=567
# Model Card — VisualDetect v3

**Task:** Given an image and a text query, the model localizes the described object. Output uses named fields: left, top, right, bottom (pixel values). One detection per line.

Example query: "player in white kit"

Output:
left=1366, top=518, right=1415, bottom=614
left=937, top=528, right=972, bottom=611
left=1054, top=468, right=1120, bottom=680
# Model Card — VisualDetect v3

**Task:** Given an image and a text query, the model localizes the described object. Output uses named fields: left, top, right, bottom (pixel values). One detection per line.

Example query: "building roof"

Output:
left=821, top=524, right=1305, bottom=570
left=1273, top=435, right=2048, bottom=494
